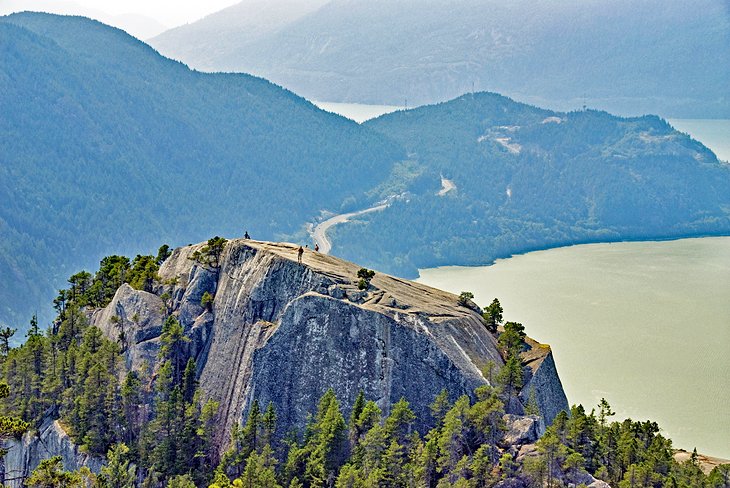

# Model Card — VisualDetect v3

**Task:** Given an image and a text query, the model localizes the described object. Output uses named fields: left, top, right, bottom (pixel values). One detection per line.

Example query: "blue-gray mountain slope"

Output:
left=150, top=0, right=730, bottom=118
left=0, top=12, right=403, bottom=329
left=2, top=13, right=730, bottom=331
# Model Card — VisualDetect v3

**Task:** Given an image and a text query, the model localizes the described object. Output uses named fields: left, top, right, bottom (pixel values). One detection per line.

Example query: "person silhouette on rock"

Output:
left=297, top=246, right=304, bottom=264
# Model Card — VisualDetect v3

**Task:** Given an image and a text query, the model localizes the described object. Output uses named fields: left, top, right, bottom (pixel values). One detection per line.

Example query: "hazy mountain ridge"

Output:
left=2, top=12, right=730, bottom=331
left=150, top=0, right=330, bottom=62
left=0, top=1, right=169, bottom=39
left=149, top=0, right=730, bottom=118
left=0, top=12, right=403, bottom=329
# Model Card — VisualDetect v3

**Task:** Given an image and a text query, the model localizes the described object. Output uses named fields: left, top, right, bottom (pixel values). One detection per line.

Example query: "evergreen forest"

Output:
left=0, top=250, right=727, bottom=487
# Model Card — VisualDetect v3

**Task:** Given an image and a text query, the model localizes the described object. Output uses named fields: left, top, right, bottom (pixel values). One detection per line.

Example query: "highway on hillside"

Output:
left=311, top=203, right=388, bottom=254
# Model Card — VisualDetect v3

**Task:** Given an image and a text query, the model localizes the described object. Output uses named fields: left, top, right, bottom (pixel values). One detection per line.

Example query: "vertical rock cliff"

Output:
left=1, top=416, right=104, bottom=487
left=87, top=239, right=569, bottom=452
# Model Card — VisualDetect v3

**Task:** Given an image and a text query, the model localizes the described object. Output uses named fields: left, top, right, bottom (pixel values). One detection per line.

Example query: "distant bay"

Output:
left=312, top=101, right=404, bottom=123
left=417, top=237, right=730, bottom=459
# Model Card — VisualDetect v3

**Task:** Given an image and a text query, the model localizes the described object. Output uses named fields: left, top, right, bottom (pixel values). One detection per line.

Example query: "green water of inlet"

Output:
left=417, top=237, right=730, bottom=459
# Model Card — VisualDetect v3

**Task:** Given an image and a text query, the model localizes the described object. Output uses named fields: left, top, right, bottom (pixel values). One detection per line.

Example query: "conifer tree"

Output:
left=496, top=356, right=523, bottom=401
left=286, top=389, right=347, bottom=487
left=156, top=245, right=172, bottom=265
left=26, top=456, right=81, bottom=488
left=483, top=298, right=503, bottom=333
left=383, top=398, right=415, bottom=445
left=99, top=443, right=137, bottom=488
left=0, top=326, right=16, bottom=355
left=0, top=382, right=29, bottom=445
left=430, top=389, right=450, bottom=426
left=348, top=391, right=366, bottom=448
left=166, top=474, right=196, bottom=488
left=524, top=386, right=540, bottom=416
left=182, top=358, right=197, bottom=404
left=159, top=315, right=190, bottom=383
left=497, top=321, right=526, bottom=357
left=241, top=445, right=282, bottom=488
left=121, top=371, right=143, bottom=446
left=262, top=402, right=277, bottom=449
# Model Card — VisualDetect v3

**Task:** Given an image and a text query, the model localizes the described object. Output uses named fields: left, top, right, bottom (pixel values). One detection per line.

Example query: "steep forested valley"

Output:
left=1, top=6, right=729, bottom=488
left=2, top=13, right=730, bottom=328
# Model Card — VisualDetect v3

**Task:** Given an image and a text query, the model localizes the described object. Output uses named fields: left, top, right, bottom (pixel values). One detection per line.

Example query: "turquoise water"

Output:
left=417, top=237, right=730, bottom=459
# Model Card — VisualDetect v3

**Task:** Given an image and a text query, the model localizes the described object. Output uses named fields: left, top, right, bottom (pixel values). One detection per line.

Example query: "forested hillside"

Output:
left=3, top=13, right=730, bottom=332
left=2, top=7, right=729, bottom=488
left=0, top=12, right=403, bottom=329
left=0, top=245, right=727, bottom=487
left=150, top=0, right=730, bottom=118
left=332, top=93, right=730, bottom=277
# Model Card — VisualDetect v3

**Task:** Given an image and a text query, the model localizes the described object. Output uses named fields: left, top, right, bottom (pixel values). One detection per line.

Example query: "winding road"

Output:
left=437, top=176, right=456, bottom=196
left=311, top=176, right=452, bottom=254
left=311, top=202, right=389, bottom=254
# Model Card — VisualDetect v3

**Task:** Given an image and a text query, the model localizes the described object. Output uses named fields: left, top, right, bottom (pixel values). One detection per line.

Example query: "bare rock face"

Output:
left=1, top=417, right=104, bottom=487
left=588, top=479, right=612, bottom=488
left=90, top=283, right=165, bottom=371
left=91, top=239, right=569, bottom=452
left=250, top=294, right=490, bottom=438
left=502, top=414, right=544, bottom=446
left=520, top=338, right=570, bottom=425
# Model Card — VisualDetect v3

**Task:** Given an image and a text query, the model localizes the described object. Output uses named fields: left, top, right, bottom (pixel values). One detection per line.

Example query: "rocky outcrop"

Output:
left=1, top=416, right=103, bottom=487
left=520, top=338, right=570, bottom=425
left=90, top=239, right=569, bottom=452
left=674, top=449, right=730, bottom=475
left=516, top=444, right=611, bottom=488
left=249, top=293, right=491, bottom=438
left=502, top=414, right=544, bottom=446
left=90, top=283, right=166, bottom=372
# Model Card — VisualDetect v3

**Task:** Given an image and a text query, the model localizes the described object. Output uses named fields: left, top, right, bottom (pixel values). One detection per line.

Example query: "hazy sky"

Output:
left=0, top=0, right=241, bottom=37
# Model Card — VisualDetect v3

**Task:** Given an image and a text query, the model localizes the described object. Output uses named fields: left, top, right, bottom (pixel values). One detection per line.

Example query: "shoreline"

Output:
left=416, top=234, right=730, bottom=459
left=416, top=233, right=730, bottom=277
left=674, top=450, right=730, bottom=475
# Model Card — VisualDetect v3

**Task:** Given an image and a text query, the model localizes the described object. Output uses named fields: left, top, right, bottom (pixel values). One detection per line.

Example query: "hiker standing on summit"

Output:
left=297, top=246, right=304, bottom=264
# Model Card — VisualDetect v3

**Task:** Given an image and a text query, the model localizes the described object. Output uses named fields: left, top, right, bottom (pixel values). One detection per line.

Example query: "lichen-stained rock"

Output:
left=93, top=238, right=569, bottom=452
left=588, top=479, right=612, bottom=488
left=520, top=338, right=570, bottom=425
left=177, top=263, right=218, bottom=329
left=184, top=241, right=512, bottom=447
left=90, top=283, right=164, bottom=371
left=91, top=283, right=164, bottom=341
left=1, top=417, right=103, bottom=487
left=516, top=443, right=539, bottom=463
left=250, top=293, right=488, bottom=437
left=502, top=414, right=544, bottom=446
